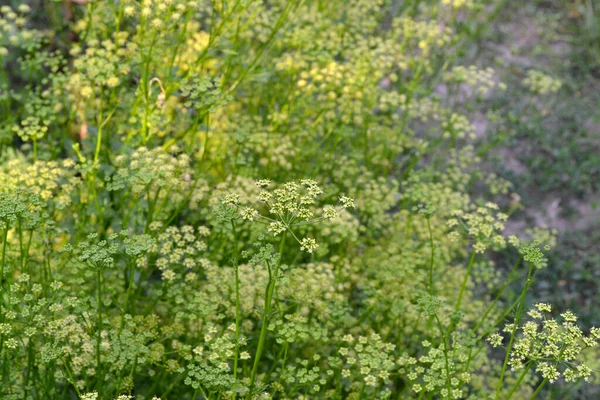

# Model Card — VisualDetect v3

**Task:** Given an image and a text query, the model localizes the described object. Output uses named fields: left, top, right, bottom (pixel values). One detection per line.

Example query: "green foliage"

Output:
left=0, top=1, right=597, bottom=400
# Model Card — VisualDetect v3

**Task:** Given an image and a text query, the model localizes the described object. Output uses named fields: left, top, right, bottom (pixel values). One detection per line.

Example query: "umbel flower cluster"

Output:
left=218, top=179, right=354, bottom=254
left=490, top=304, right=597, bottom=383
left=0, top=1, right=593, bottom=400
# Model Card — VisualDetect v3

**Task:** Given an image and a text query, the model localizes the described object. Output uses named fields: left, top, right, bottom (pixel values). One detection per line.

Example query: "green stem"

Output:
left=94, top=97, right=104, bottom=165
left=227, top=0, right=299, bottom=94
left=144, top=186, right=161, bottom=233
left=249, top=265, right=277, bottom=391
left=96, top=269, right=103, bottom=381
left=461, top=258, right=524, bottom=379
left=454, top=251, right=476, bottom=312
left=0, top=228, right=7, bottom=287
left=231, top=221, right=241, bottom=400
left=248, top=234, right=286, bottom=394
left=141, top=30, right=158, bottom=143
left=528, top=378, right=549, bottom=400
left=142, top=282, right=167, bottom=316
left=358, top=382, right=366, bottom=399
left=472, top=256, right=523, bottom=333
left=120, top=261, right=136, bottom=331
left=505, top=362, right=532, bottom=400
left=18, top=219, right=24, bottom=263
left=113, top=2, right=125, bottom=49
left=494, top=263, right=534, bottom=400
left=32, top=138, right=37, bottom=162
left=426, top=217, right=435, bottom=296
left=434, top=314, right=452, bottom=398
left=61, top=358, right=82, bottom=397
left=23, top=230, right=33, bottom=274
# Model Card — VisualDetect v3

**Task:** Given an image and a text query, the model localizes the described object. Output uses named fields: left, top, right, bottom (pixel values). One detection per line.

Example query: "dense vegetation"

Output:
left=0, top=1, right=598, bottom=399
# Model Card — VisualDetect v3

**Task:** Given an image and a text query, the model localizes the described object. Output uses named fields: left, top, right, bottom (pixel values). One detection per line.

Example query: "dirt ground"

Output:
left=477, top=0, right=600, bottom=327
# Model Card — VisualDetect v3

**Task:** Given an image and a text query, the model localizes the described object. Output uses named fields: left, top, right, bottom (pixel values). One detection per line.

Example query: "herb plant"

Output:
left=0, top=1, right=596, bottom=399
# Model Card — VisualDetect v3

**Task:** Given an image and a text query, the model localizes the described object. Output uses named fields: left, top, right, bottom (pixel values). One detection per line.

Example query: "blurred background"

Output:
left=471, top=0, right=600, bottom=330
left=466, top=2, right=600, bottom=395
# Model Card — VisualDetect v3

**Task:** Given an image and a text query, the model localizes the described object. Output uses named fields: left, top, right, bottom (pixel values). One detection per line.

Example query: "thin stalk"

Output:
left=454, top=251, right=476, bottom=312
left=358, top=382, right=366, bottom=399
left=161, top=371, right=185, bottom=398
left=231, top=221, right=241, bottom=400
left=461, top=293, right=528, bottom=378
left=24, top=339, right=33, bottom=391
left=505, top=362, right=533, bottom=400
left=61, top=358, right=82, bottom=397
left=0, top=228, right=7, bottom=287
left=472, top=256, right=523, bottom=333
left=141, top=30, right=159, bottom=143
left=32, top=138, right=37, bottom=162
left=144, top=186, right=161, bottom=233
left=113, top=2, right=125, bottom=49
left=461, top=257, right=524, bottom=377
left=434, top=314, right=452, bottom=398
left=18, top=219, right=24, bottom=263
left=248, top=233, right=286, bottom=394
left=426, top=217, right=435, bottom=295
left=528, top=378, right=549, bottom=400
left=142, top=282, right=167, bottom=316
left=23, top=230, right=33, bottom=274
left=227, top=0, right=300, bottom=94
left=494, top=263, right=534, bottom=400
left=334, top=364, right=342, bottom=398
left=120, top=261, right=136, bottom=331
left=249, top=264, right=277, bottom=391
left=94, top=97, right=104, bottom=164
left=200, top=114, right=210, bottom=162
left=280, top=342, right=289, bottom=376
left=95, top=269, right=103, bottom=381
